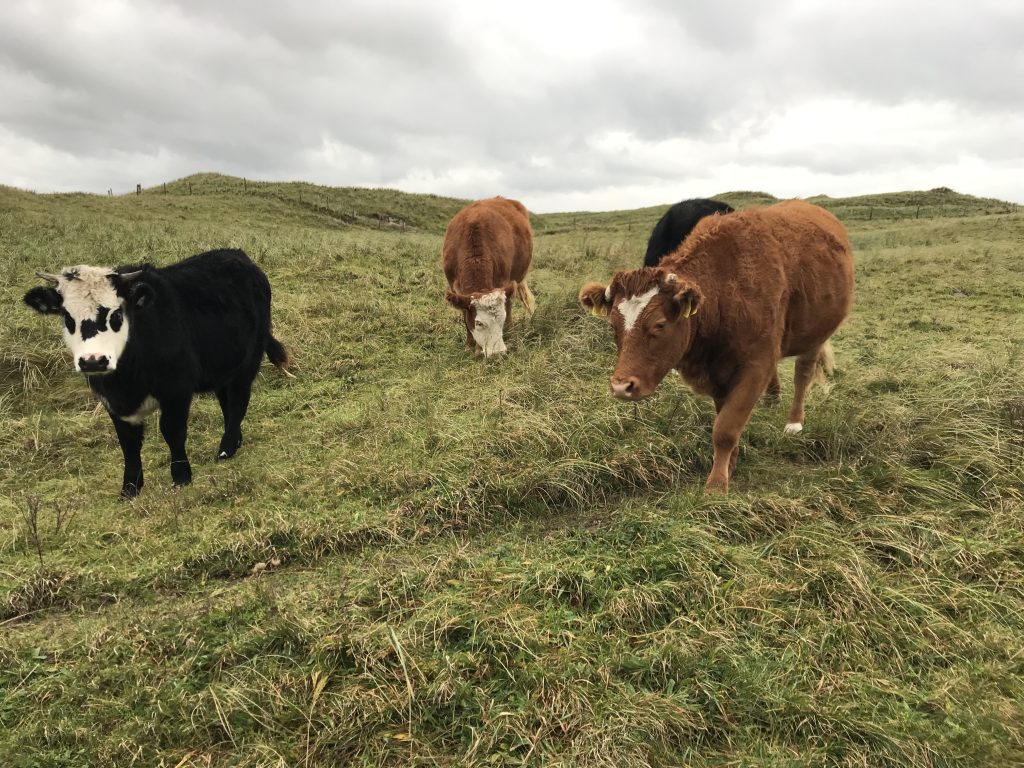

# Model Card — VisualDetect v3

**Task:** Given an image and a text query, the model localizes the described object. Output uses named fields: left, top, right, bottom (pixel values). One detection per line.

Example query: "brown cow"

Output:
left=443, top=197, right=536, bottom=357
left=579, top=199, right=854, bottom=493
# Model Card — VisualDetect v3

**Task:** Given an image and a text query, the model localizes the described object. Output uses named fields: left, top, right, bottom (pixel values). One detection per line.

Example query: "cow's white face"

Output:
left=470, top=289, right=508, bottom=357
left=38, top=266, right=130, bottom=374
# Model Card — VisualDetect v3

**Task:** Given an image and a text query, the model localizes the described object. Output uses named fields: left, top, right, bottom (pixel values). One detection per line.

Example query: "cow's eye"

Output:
left=475, top=319, right=484, bottom=328
left=109, top=308, right=124, bottom=332
left=651, top=321, right=667, bottom=333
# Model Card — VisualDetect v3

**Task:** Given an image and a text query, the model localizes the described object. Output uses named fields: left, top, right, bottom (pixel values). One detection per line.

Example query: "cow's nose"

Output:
left=79, top=355, right=109, bottom=373
left=483, top=343, right=507, bottom=358
left=610, top=377, right=640, bottom=399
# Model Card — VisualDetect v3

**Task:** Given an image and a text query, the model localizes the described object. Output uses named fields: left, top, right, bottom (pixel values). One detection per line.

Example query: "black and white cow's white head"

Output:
left=24, top=266, right=150, bottom=374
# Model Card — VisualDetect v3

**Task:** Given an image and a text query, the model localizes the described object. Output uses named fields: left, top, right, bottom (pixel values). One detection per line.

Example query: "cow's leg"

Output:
left=763, top=372, right=781, bottom=404
left=111, top=415, right=145, bottom=499
left=503, top=293, right=513, bottom=330
left=707, top=367, right=773, bottom=493
left=785, top=347, right=821, bottom=435
left=158, top=396, right=193, bottom=487
left=217, top=378, right=253, bottom=460
left=712, top=398, right=741, bottom=477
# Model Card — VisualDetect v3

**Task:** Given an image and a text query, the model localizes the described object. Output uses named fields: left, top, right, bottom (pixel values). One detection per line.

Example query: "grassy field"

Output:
left=1, top=176, right=1022, bottom=766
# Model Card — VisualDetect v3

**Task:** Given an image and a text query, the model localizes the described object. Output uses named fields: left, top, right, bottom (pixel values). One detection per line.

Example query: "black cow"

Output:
left=24, top=248, right=291, bottom=498
left=643, top=198, right=734, bottom=267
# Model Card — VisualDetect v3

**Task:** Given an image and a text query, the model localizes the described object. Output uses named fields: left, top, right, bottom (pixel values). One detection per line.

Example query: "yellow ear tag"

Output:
left=591, top=305, right=608, bottom=317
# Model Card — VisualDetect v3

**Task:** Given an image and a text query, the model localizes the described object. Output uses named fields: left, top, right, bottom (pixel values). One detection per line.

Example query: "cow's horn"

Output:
left=118, top=269, right=144, bottom=281
left=35, top=272, right=61, bottom=284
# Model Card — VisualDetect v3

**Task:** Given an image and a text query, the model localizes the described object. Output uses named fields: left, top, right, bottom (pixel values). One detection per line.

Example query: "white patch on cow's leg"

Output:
left=784, top=422, right=803, bottom=435
left=121, top=396, right=159, bottom=425
left=469, top=289, right=509, bottom=357
left=618, top=286, right=659, bottom=332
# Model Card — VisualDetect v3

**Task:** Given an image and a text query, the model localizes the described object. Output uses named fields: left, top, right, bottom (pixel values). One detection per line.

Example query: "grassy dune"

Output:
left=1, top=177, right=1022, bottom=766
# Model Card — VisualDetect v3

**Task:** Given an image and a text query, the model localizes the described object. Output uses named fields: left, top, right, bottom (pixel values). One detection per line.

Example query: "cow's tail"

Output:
left=516, top=280, right=537, bottom=316
left=266, top=336, right=296, bottom=379
left=811, top=340, right=835, bottom=391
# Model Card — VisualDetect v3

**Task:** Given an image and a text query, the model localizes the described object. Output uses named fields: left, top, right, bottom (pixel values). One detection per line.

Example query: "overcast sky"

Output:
left=1, top=0, right=1021, bottom=211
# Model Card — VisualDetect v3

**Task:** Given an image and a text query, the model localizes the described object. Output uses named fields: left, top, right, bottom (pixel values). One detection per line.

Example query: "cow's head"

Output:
left=24, top=266, right=151, bottom=374
left=446, top=283, right=516, bottom=357
left=579, top=268, right=702, bottom=400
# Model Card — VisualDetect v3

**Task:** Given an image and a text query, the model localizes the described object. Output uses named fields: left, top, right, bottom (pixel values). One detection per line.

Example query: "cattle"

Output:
left=442, top=197, right=535, bottom=357
left=580, top=200, right=854, bottom=493
left=23, top=248, right=291, bottom=498
left=643, top=198, right=734, bottom=267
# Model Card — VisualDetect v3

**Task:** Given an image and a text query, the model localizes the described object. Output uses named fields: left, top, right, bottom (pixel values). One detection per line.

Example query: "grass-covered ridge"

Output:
left=0, top=179, right=1022, bottom=766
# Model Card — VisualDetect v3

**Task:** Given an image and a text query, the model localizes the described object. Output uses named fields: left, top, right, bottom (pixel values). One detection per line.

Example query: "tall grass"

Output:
left=0, top=179, right=1022, bottom=766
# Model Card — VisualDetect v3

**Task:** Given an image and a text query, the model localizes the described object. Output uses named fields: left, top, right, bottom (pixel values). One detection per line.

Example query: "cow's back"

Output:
left=669, top=200, right=853, bottom=357
left=644, top=198, right=734, bottom=267
left=145, top=249, right=272, bottom=390
left=442, top=198, right=532, bottom=292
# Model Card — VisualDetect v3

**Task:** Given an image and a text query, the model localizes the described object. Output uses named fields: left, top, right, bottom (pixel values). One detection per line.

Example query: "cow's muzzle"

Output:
left=610, top=376, right=644, bottom=400
left=481, top=342, right=508, bottom=359
left=78, top=354, right=110, bottom=374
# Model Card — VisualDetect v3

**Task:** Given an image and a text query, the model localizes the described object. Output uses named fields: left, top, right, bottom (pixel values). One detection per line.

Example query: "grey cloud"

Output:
left=0, top=0, right=1021, bottom=207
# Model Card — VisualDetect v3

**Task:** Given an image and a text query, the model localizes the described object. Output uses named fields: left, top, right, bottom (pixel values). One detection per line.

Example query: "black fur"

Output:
left=27, top=249, right=287, bottom=498
left=642, top=198, right=735, bottom=267
left=80, top=306, right=109, bottom=340
left=24, top=286, right=63, bottom=314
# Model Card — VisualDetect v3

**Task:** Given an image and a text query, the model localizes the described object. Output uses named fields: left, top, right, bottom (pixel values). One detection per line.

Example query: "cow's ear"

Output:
left=445, top=289, right=471, bottom=310
left=663, top=273, right=703, bottom=318
left=579, top=282, right=612, bottom=317
left=129, top=283, right=154, bottom=309
left=24, top=286, right=64, bottom=315
left=503, top=281, right=517, bottom=300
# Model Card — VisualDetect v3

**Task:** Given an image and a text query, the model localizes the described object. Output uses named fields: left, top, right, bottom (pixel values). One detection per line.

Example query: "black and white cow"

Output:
left=24, top=248, right=291, bottom=498
left=643, top=198, right=735, bottom=267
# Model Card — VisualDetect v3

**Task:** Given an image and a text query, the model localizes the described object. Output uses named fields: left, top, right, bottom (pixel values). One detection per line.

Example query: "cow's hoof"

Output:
left=171, top=463, right=193, bottom=488
left=119, top=483, right=143, bottom=500
left=784, top=422, right=803, bottom=435
left=218, top=433, right=242, bottom=460
left=704, top=477, right=729, bottom=495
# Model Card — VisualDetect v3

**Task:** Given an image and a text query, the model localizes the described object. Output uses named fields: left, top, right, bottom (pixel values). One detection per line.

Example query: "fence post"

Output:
left=136, top=184, right=141, bottom=195
left=868, top=208, right=873, bottom=221
left=916, top=206, right=920, bottom=219
left=188, top=182, right=192, bottom=195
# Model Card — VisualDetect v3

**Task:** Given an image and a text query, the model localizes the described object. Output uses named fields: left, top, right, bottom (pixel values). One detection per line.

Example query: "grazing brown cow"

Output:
left=443, top=197, right=535, bottom=357
left=579, top=199, right=854, bottom=493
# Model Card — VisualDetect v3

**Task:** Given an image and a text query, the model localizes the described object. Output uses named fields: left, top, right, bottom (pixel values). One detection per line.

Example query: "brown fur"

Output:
left=442, top=197, right=534, bottom=353
left=580, top=199, right=854, bottom=493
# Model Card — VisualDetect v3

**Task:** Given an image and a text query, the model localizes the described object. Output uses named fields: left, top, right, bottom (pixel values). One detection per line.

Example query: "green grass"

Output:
left=1, top=177, right=1023, bottom=766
